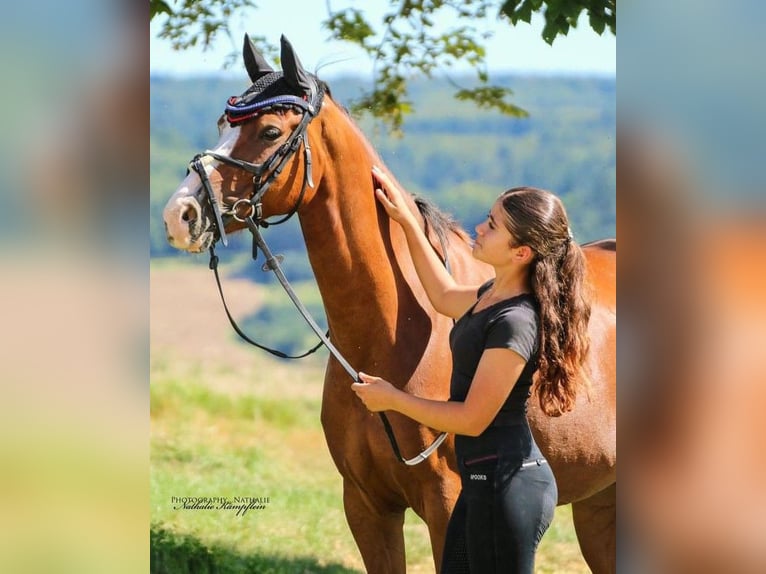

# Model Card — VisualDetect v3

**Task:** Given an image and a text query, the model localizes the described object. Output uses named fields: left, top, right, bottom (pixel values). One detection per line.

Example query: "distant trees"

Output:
left=150, top=74, right=615, bottom=259
left=150, top=0, right=615, bottom=129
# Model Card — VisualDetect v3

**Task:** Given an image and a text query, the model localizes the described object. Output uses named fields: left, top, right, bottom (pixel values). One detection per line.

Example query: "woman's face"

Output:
left=472, top=199, right=518, bottom=266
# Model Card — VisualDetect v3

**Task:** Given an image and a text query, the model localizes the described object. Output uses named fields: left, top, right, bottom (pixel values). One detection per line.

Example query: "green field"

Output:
left=150, top=341, right=589, bottom=573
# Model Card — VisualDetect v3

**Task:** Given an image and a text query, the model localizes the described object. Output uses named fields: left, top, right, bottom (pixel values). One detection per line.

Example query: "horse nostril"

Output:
left=181, top=204, right=198, bottom=224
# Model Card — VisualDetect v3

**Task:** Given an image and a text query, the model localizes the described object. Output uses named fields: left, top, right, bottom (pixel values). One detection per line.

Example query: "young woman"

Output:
left=352, top=166, right=592, bottom=573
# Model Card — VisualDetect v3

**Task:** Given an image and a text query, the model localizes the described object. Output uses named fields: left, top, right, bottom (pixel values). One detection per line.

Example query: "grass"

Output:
left=150, top=350, right=589, bottom=573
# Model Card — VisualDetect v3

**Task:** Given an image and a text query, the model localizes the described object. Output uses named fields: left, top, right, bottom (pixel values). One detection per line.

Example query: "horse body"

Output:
left=294, top=102, right=486, bottom=570
left=162, top=35, right=615, bottom=573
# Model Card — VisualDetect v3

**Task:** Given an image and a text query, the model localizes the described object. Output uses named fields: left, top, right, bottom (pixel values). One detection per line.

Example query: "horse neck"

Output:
left=297, top=104, right=407, bottom=352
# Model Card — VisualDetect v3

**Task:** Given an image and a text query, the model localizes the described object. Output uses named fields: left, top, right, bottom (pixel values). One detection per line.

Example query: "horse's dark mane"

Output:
left=414, top=196, right=468, bottom=255
left=317, top=78, right=332, bottom=98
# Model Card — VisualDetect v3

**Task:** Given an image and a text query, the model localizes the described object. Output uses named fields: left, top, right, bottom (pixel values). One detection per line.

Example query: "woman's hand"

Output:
left=351, top=372, right=401, bottom=413
left=372, top=166, right=417, bottom=228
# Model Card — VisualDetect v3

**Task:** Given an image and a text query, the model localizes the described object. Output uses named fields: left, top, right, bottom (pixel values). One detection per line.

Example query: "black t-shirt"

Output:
left=449, top=280, right=540, bottom=426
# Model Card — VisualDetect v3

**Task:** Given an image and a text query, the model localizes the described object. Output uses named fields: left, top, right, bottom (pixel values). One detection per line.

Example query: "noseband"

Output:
left=187, top=81, right=448, bottom=466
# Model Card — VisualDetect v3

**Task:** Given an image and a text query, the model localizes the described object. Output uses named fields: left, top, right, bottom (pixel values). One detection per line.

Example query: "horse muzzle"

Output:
left=163, top=195, right=217, bottom=253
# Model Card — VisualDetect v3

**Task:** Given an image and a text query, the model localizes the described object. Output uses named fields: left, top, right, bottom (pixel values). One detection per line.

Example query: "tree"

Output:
left=150, top=0, right=615, bottom=129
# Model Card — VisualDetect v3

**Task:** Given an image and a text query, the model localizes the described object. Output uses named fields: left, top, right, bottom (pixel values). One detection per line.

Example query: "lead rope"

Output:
left=243, top=215, right=448, bottom=466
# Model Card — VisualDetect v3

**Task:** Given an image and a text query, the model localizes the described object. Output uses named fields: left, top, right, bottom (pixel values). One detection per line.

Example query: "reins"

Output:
left=208, top=220, right=448, bottom=466
left=189, top=84, right=448, bottom=466
left=207, top=248, right=326, bottom=360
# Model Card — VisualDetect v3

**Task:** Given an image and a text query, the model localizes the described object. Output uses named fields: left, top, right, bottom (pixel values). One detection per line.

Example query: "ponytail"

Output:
left=500, top=188, right=592, bottom=416
left=531, top=238, right=591, bottom=416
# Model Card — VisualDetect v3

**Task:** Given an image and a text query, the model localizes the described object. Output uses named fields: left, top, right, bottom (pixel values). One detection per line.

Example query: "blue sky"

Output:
left=150, top=3, right=615, bottom=78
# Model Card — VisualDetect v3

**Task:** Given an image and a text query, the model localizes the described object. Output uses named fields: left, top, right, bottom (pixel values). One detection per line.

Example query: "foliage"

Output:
left=150, top=0, right=615, bottom=129
left=152, top=0, right=259, bottom=69
left=502, top=0, right=616, bottom=43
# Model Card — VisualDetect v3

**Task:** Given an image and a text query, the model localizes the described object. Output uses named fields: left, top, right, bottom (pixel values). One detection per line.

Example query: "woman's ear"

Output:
left=514, top=244, right=534, bottom=264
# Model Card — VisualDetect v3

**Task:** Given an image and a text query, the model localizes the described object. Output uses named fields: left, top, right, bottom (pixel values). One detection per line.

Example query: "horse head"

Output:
left=163, top=35, right=326, bottom=252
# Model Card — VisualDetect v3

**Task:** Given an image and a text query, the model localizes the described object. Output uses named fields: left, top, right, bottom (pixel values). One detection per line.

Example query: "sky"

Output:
left=150, top=2, right=615, bottom=79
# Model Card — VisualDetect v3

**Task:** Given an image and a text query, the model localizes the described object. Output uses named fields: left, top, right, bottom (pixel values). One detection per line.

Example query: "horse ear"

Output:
left=243, top=33, right=274, bottom=82
left=280, top=35, right=313, bottom=96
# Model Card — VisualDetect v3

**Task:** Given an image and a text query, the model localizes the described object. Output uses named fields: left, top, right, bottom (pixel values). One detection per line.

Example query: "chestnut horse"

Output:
left=162, top=35, right=616, bottom=573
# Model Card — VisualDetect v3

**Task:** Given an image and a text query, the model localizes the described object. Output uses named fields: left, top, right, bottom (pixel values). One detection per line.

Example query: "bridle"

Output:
left=190, top=86, right=324, bottom=248
left=187, top=80, right=448, bottom=466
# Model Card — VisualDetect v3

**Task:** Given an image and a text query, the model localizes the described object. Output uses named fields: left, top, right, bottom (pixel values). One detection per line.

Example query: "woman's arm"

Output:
left=352, top=348, right=526, bottom=436
left=373, top=166, right=480, bottom=319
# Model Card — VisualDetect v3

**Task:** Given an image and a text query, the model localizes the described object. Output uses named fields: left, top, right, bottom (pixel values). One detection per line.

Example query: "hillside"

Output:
left=151, top=73, right=615, bottom=261
left=150, top=73, right=615, bottom=354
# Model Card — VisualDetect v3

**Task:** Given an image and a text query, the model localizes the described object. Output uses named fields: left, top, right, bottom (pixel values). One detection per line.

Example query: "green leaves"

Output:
left=500, top=0, right=615, bottom=45
left=151, top=0, right=615, bottom=130
left=150, top=0, right=173, bottom=19
left=351, top=76, right=413, bottom=134
left=454, top=86, right=529, bottom=118
left=324, top=8, right=376, bottom=44
left=151, top=0, right=257, bottom=51
left=587, top=0, right=616, bottom=36
left=332, top=1, right=512, bottom=130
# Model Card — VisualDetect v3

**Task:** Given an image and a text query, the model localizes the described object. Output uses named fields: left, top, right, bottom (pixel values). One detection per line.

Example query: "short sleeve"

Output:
left=485, top=305, right=538, bottom=361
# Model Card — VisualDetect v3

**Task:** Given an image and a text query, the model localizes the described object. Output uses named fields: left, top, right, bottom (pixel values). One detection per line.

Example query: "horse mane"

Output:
left=414, top=195, right=470, bottom=257
left=318, top=79, right=332, bottom=98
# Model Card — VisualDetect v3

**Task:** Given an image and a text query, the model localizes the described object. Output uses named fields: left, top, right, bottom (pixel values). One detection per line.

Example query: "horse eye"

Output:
left=262, top=127, right=282, bottom=141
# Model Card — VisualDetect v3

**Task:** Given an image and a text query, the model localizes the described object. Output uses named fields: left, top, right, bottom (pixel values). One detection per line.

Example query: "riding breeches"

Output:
left=440, top=435, right=558, bottom=574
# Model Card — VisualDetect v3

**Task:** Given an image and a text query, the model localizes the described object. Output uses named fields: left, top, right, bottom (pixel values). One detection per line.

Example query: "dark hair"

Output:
left=500, top=187, right=591, bottom=416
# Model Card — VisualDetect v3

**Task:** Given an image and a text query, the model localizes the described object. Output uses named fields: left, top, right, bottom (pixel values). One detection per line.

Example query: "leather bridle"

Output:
left=189, top=85, right=324, bottom=247
left=186, top=82, right=448, bottom=466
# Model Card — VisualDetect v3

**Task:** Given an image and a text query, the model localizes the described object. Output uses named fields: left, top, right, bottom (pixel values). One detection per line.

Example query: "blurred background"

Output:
left=1, top=0, right=763, bottom=572
left=619, top=2, right=766, bottom=572
left=0, top=1, right=148, bottom=573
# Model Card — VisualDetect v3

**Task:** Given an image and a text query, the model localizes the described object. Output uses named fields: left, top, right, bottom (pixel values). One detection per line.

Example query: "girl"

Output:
left=352, top=166, right=591, bottom=573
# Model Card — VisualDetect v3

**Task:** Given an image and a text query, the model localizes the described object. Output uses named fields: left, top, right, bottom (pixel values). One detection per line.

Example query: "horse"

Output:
left=162, top=35, right=616, bottom=573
